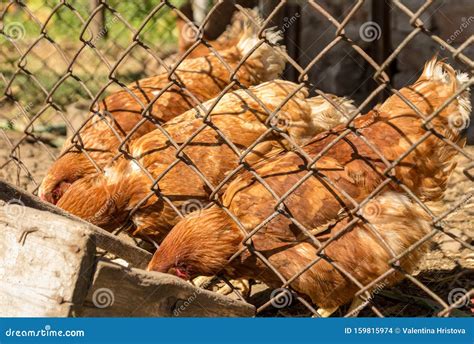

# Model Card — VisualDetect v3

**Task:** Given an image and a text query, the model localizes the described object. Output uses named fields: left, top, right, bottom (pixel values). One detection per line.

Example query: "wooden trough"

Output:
left=0, top=180, right=255, bottom=317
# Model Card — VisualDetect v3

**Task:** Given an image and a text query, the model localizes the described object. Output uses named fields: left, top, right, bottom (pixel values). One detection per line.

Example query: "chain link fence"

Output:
left=1, top=0, right=472, bottom=317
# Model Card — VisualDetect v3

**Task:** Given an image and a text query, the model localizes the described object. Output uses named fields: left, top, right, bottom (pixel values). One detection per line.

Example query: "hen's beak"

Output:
left=174, top=268, right=190, bottom=280
left=38, top=191, right=54, bottom=204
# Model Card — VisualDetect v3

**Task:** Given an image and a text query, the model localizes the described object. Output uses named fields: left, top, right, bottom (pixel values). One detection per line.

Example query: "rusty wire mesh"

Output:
left=0, top=0, right=473, bottom=317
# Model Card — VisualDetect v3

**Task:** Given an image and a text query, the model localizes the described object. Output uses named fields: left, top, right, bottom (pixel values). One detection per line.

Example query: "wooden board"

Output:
left=0, top=180, right=151, bottom=269
left=0, top=203, right=96, bottom=316
left=0, top=181, right=254, bottom=317
left=79, top=261, right=255, bottom=317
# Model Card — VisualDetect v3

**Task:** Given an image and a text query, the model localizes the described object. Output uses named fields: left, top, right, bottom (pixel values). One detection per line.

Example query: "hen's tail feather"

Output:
left=234, top=8, right=286, bottom=81
left=216, top=7, right=260, bottom=43
left=420, top=57, right=471, bottom=134
left=307, top=95, right=357, bottom=132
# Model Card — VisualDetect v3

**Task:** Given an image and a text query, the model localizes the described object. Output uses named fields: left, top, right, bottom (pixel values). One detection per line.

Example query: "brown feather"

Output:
left=39, top=11, right=286, bottom=204
left=147, top=58, right=470, bottom=309
left=57, top=81, right=355, bottom=241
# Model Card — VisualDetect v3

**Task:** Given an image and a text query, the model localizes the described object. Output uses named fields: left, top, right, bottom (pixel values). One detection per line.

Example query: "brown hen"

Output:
left=147, top=58, right=471, bottom=315
left=56, top=80, right=356, bottom=242
left=39, top=9, right=285, bottom=204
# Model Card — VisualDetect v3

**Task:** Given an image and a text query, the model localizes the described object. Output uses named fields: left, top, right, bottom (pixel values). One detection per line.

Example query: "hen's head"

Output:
left=56, top=172, right=129, bottom=231
left=147, top=207, right=243, bottom=279
left=39, top=152, right=97, bottom=205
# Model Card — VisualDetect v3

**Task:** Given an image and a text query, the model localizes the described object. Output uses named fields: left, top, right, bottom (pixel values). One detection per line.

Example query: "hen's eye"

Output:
left=52, top=187, right=61, bottom=201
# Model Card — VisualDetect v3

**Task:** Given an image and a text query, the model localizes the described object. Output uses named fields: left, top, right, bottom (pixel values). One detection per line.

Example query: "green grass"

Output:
left=1, top=0, right=186, bottom=45
left=0, top=0, right=187, bottom=128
